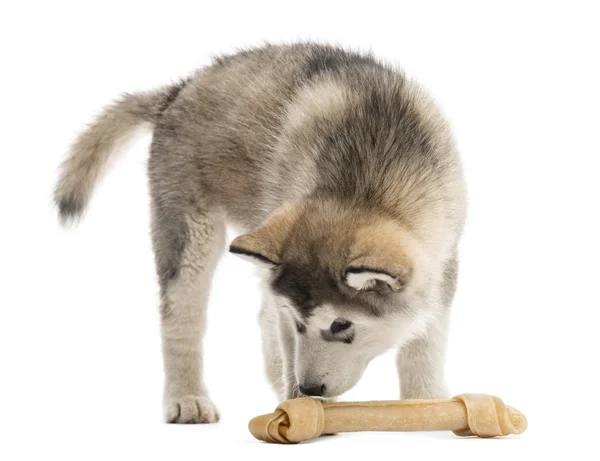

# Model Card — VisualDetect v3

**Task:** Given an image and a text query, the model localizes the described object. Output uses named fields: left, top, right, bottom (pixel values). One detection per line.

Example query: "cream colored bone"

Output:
left=248, top=394, right=527, bottom=443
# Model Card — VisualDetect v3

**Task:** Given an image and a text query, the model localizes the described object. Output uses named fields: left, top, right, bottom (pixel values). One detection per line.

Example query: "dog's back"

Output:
left=57, top=43, right=465, bottom=238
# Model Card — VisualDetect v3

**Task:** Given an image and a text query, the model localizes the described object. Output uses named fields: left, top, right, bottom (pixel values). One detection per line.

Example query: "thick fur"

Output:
left=55, top=43, right=466, bottom=422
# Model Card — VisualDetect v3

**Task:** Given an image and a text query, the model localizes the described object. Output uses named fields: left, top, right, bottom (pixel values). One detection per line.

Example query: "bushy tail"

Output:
left=54, top=82, right=185, bottom=224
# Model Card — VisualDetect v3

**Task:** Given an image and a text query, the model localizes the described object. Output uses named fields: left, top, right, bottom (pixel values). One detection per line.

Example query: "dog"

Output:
left=54, top=43, right=467, bottom=423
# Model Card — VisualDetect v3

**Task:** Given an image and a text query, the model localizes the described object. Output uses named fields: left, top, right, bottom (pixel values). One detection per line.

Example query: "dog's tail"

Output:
left=54, top=81, right=187, bottom=224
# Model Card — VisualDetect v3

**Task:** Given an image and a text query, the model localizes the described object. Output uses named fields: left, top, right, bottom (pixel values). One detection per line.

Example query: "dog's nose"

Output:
left=299, top=383, right=326, bottom=397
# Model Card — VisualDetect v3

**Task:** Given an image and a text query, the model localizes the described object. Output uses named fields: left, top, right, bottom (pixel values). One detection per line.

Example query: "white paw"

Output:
left=164, top=395, right=220, bottom=424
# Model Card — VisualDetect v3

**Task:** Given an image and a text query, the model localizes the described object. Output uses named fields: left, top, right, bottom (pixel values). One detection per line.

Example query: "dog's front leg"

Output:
left=396, top=312, right=450, bottom=399
left=397, top=259, right=457, bottom=399
left=276, top=313, right=300, bottom=400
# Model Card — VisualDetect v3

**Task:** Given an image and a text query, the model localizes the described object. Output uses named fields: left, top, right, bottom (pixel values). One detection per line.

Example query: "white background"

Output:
left=1, top=1, right=599, bottom=459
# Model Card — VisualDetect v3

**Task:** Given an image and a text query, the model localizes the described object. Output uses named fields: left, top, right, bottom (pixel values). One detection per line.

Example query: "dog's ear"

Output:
left=229, top=205, right=298, bottom=265
left=345, top=266, right=406, bottom=291
left=344, top=221, right=414, bottom=291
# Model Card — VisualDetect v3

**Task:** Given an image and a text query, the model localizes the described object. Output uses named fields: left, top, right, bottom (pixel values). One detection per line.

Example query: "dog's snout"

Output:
left=299, top=383, right=326, bottom=397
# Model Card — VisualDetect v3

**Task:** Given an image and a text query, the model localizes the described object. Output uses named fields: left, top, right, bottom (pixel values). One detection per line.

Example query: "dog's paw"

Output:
left=164, top=395, right=220, bottom=424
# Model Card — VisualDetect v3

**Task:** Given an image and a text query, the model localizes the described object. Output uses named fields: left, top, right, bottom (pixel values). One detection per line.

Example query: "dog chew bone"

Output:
left=248, top=394, right=527, bottom=443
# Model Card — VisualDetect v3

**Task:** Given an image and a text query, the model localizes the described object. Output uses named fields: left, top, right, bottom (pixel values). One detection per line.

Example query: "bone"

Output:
left=248, top=394, right=527, bottom=443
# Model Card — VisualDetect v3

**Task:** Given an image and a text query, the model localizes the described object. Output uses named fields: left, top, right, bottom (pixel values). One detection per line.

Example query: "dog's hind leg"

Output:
left=151, top=192, right=225, bottom=423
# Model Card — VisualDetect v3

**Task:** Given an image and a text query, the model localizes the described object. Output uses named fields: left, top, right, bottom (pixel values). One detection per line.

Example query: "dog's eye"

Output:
left=295, top=321, right=306, bottom=334
left=330, top=319, right=352, bottom=334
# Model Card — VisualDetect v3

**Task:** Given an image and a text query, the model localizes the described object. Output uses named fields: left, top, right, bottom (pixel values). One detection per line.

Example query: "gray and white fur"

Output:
left=54, top=43, right=466, bottom=423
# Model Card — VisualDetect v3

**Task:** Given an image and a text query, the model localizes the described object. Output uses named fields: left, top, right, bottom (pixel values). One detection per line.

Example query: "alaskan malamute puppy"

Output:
left=55, top=43, right=466, bottom=423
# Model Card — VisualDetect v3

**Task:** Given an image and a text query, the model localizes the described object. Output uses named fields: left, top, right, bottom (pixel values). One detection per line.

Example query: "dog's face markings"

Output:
left=263, top=254, right=413, bottom=397
left=271, top=278, right=402, bottom=398
left=288, top=301, right=400, bottom=398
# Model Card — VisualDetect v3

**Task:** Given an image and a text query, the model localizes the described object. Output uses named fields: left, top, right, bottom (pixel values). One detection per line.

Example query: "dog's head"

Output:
left=230, top=200, right=436, bottom=398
